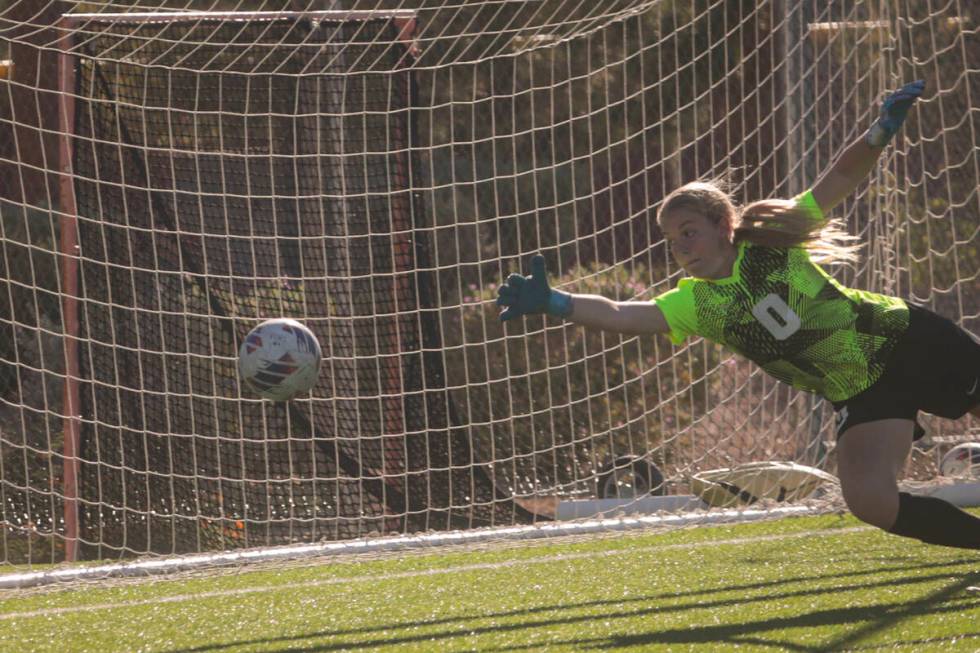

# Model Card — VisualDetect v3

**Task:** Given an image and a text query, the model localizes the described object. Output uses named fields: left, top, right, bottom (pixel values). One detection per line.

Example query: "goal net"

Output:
left=0, top=1, right=976, bottom=569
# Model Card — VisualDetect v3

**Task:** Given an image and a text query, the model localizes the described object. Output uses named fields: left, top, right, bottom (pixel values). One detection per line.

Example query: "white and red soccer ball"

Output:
left=939, top=443, right=980, bottom=478
left=238, top=318, right=322, bottom=401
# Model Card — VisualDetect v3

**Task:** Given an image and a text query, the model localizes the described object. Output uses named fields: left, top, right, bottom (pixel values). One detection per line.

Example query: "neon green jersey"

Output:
left=653, top=190, right=908, bottom=402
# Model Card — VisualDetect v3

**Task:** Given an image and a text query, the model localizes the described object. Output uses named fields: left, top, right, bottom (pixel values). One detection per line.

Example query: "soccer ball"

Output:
left=939, top=442, right=980, bottom=478
left=238, top=318, right=322, bottom=401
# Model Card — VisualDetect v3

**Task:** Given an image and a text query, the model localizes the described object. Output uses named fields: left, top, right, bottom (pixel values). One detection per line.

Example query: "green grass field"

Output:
left=1, top=513, right=979, bottom=652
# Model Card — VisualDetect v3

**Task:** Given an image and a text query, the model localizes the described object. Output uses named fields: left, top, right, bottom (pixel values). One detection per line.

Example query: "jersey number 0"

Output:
left=751, top=294, right=801, bottom=340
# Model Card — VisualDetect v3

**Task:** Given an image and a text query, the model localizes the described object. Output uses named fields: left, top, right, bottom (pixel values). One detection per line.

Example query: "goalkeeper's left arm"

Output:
left=812, top=80, right=924, bottom=213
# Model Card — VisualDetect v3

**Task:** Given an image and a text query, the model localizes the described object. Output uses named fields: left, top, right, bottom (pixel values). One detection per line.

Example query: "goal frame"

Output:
left=14, top=2, right=969, bottom=578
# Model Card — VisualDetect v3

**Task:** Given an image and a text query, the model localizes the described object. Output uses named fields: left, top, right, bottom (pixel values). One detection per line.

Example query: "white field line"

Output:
left=0, top=526, right=870, bottom=620
left=0, top=505, right=826, bottom=590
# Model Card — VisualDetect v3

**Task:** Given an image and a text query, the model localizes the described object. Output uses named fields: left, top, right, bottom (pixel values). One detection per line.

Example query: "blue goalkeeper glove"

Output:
left=496, top=254, right=573, bottom=322
left=865, top=79, right=925, bottom=147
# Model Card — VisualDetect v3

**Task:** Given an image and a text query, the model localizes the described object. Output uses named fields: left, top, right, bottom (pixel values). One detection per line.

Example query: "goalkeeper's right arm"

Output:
left=496, top=255, right=671, bottom=336
left=564, top=293, right=671, bottom=336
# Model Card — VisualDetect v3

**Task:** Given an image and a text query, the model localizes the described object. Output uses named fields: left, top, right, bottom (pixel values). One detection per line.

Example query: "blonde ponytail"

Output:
left=657, top=181, right=860, bottom=265
left=735, top=199, right=860, bottom=264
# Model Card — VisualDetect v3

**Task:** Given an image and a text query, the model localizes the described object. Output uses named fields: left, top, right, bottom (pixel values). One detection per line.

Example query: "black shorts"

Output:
left=831, top=303, right=980, bottom=438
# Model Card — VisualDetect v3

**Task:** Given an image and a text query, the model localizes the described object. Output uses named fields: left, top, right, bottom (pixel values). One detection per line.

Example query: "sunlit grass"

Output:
left=2, top=513, right=979, bottom=652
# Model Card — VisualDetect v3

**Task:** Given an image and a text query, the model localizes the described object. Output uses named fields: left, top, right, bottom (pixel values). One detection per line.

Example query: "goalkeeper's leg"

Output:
left=837, top=419, right=980, bottom=550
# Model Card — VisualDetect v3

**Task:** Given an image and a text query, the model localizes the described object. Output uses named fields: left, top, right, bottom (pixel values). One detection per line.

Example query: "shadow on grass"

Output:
left=582, top=574, right=980, bottom=652
left=163, top=558, right=980, bottom=653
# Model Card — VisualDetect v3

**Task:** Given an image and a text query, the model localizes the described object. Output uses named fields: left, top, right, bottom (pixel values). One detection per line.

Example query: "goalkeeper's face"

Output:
left=660, top=208, right=738, bottom=280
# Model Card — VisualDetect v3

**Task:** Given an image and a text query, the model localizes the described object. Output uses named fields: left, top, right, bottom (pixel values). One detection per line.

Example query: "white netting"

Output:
left=0, top=0, right=976, bottom=568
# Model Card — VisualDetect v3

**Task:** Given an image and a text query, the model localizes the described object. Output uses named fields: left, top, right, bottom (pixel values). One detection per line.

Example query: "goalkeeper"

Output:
left=496, top=80, right=980, bottom=549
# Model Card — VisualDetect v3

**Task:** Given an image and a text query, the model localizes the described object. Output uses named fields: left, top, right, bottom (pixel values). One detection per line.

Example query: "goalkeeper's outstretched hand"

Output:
left=865, top=79, right=925, bottom=147
left=496, top=254, right=573, bottom=322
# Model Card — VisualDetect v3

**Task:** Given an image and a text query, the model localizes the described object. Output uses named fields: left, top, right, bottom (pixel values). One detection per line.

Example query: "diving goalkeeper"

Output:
left=496, top=80, right=980, bottom=549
